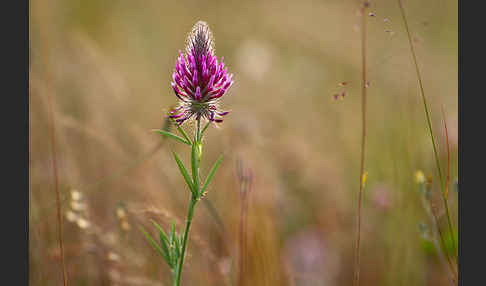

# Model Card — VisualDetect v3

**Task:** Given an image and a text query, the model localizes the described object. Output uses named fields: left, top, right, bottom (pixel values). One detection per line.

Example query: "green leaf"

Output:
left=200, top=154, right=223, bottom=195
left=151, top=220, right=169, bottom=242
left=201, top=121, right=211, bottom=138
left=173, top=152, right=196, bottom=196
left=168, top=221, right=176, bottom=267
left=150, top=220, right=171, bottom=266
left=174, top=232, right=181, bottom=258
left=152, top=129, right=190, bottom=145
left=151, top=220, right=171, bottom=258
left=139, top=226, right=170, bottom=264
left=170, top=220, right=176, bottom=245
left=191, top=142, right=200, bottom=195
left=170, top=118, right=192, bottom=145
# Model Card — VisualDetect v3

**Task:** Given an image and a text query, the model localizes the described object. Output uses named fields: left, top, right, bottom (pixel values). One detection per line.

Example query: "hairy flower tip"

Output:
left=186, top=21, right=214, bottom=57
left=170, top=21, right=233, bottom=126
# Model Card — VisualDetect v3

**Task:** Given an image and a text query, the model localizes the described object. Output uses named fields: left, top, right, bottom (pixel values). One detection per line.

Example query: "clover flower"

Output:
left=169, top=21, right=233, bottom=125
left=146, top=21, right=230, bottom=285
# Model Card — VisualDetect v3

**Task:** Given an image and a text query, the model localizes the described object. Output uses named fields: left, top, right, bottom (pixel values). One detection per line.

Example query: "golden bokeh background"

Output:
left=30, top=0, right=458, bottom=285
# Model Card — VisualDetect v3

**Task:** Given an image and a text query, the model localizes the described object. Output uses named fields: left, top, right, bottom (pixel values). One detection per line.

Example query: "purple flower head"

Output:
left=169, top=21, right=233, bottom=126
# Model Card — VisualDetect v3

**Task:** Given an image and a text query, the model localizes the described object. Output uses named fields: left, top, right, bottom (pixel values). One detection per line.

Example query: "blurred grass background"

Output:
left=29, top=0, right=458, bottom=285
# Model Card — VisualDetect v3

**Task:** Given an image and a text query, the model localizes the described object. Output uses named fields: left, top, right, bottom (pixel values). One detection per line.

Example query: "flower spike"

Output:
left=170, top=21, right=233, bottom=126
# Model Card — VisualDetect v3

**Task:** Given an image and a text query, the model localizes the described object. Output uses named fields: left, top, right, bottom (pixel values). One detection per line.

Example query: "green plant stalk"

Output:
left=397, top=0, right=457, bottom=260
left=142, top=116, right=224, bottom=284
left=175, top=196, right=197, bottom=286
left=175, top=118, right=202, bottom=286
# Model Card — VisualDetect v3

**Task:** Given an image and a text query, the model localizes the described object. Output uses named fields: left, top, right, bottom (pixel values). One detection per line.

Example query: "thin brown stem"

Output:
left=41, top=24, right=68, bottom=286
left=35, top=0, right=68, bottom=283
left=353, top=3, right=368, bottom=286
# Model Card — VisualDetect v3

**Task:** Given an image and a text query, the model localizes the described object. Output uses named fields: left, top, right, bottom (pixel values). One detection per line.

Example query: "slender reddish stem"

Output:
left=353, top=3, right=368, bottom=286
left=43, top=33, right=68, bottom=286
left=36, top=1, right=68, bottom=283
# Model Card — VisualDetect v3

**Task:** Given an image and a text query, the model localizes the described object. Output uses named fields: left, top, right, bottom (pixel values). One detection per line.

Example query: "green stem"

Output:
left=175, top=118, right=202, bottom=286
left=196, top=118, right=201, bottom=142
left=175, top=197, right=197, bottom=286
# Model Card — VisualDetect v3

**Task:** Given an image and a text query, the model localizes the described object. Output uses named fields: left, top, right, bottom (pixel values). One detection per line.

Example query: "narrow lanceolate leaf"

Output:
left=170, top=220, right=176, bottom=246
left=173, top=152, right=196, bottom=196
left=174, top=233, right=181, bottom=258
left=201, top=121, right=211, bottom=138
left=168, top=221, right=176, bottom=267
left=140, top=226, right=170, bottom=264
left=151, top=220, right=169, bottom=242
left=151, top=220, right=171, bottom=263
left=152, top=129, right=191, bottom=145
left=173, top=119, right=192, bottom=144
left=200, top=154, right=223, bottom=195
left=191, top=142, right=200, bottom=194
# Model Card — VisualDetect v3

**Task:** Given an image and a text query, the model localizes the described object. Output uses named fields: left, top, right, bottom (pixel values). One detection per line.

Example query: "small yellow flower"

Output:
left=415, top=170, right=425, bottom=184
left=361, top=171, right=369, bottom=189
